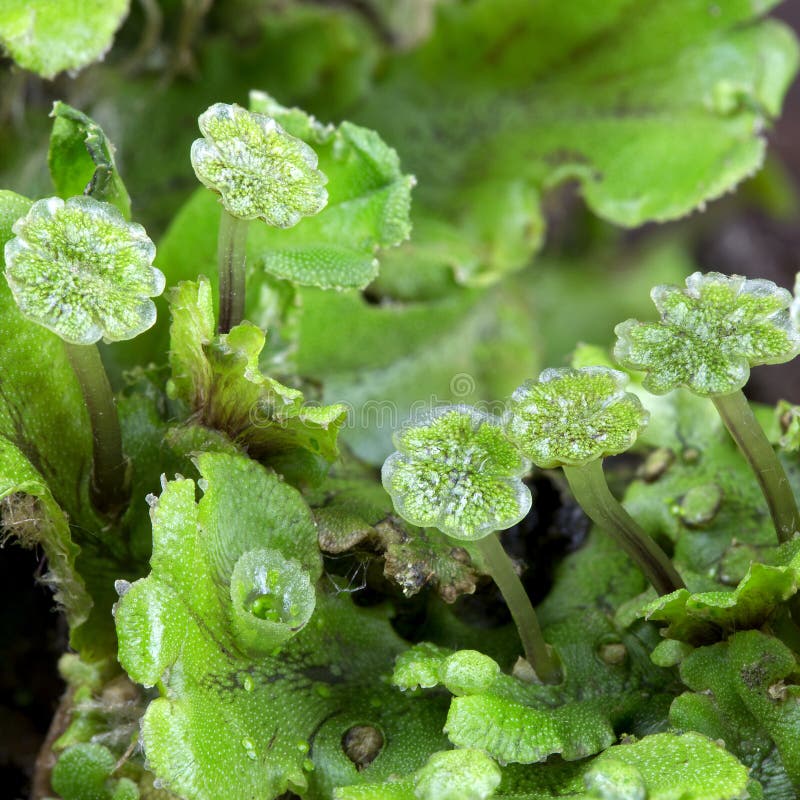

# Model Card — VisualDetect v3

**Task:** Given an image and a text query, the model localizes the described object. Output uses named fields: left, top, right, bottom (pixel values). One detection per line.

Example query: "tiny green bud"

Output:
left=584, top=757, right=646, bottom=800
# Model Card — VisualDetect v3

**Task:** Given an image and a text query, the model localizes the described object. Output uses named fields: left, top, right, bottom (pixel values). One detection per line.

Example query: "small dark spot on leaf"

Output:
left=449, top=546, right=471, bottom=564
left=740, top=663, right=768, bottom=690
left=342, top=725, right=384, bottom=770
left=637, top=448, right=674, bottom=482
left=361, top=287, right=383, bottom=305
left=302, top=665, right=344, bottom=685
left=682, top=447, right=701, bottom=464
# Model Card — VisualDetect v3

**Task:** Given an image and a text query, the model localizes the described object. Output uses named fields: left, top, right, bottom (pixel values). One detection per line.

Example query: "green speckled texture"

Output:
left=392, top=623, right=675, bottom=768
left=191, top=103, right=328, bottom=226
left=335, top=731, right=748, bottom=799
left=641, top=555, right=800, bottom=646
left=507, top=366, right=648, bottom=468
left=381, top=406, right=532, bottom=541
left=615, top=272, right=800, bottom=397
left=167, top=277, right=347, bottom=463
left=414, top=750, right=501, bottom=800
left=0, top=0, right=129, bottom=79
left=583, top=733, right=749, bottom=800
left=4, top=196, right=163, bottom=345
left=115, top=451, right=449, bottom=800
left=51, top=743, right=139, bottom=800
left=671, top=630, right=800, bottom=797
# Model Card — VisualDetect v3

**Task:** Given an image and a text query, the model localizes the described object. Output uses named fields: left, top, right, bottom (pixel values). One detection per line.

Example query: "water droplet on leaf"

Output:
left=678, top=483, right=723, bottom=528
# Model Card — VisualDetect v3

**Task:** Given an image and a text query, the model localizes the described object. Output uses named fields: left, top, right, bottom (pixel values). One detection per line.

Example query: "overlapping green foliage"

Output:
left=115, top=452, right=449, bottom=800
left=1, top=3, right=800, bottom=800
left=359, top=0, right=800, bottom=286
left=0, top=0, right=130, bottom=79
left=167, top=276, right=348, bottom=465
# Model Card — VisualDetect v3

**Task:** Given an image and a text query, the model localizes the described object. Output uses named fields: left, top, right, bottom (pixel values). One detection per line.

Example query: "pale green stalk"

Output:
left=476, top=533, right=561, bottom=684
left=64, top=342, right=129, bottom=514
left=217, top=209, right=249, bottom=333
left=713, top=390, right=799, bottom=544
left=563, top=459, right=684, bottom=595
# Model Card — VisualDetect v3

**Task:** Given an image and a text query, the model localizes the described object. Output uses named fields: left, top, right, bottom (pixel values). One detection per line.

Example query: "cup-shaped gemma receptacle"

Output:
left=230, top=548, right=316, bottom=655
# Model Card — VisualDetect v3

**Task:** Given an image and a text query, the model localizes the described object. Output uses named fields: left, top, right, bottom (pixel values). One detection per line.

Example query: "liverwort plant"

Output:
left=3, top=3, right=800, bottom=795
left=381, top=405, right=562, bottom=684
left=190, top=102, right=328, bottom=333
left=507, top=366, right=685, bottom=596
left=3, top=195, right=164, bottom=513
left=615, top=271, right=800, bottom=543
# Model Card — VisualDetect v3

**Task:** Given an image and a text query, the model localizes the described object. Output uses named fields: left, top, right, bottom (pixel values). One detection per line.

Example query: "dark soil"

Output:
left=0, top=547, right=67, bottom=800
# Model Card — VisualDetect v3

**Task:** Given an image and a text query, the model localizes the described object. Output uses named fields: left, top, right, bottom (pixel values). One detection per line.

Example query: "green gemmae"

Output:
left=190, top=102, right=328, bottom=226
left=507, top=366, right=649, bottom=469
left=381, top=405, right=531, bottom=541
left=614, top=271, right=800, bottom=397
left=3, top=195, right=164, bottom=345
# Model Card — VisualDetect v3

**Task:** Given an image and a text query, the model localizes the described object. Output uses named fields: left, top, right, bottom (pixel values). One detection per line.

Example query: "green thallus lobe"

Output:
left=190, top=102, right=328, bottom=333
left=507, top=367, right=685, bottom=595
left=615, top=271, right=800, bottom=543
left=3, top=195, right=164, bottom=513
left=382, top=405, right=561, bottom=684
